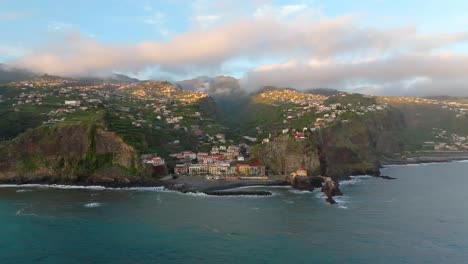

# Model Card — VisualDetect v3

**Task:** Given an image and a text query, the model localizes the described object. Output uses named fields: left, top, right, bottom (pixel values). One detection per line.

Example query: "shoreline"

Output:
left=0, top=177, right=289, bottom=196
left=2, top=156, right=468, bottom=196
left=380, top=152, right=468, bottom=166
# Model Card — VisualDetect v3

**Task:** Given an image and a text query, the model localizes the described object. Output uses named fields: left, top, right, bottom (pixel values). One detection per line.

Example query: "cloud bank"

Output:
left=8, top=6, right=468, bottom=96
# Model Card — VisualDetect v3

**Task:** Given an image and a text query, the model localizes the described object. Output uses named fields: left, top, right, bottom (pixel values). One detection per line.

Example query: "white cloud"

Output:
left=279, top=4, right=308, bottom=17
left=243, top=53, right=468, bottom=96
left=254, top=3, right=310, bottom=18
left=8, top=9, right=468, bottom=96
left=193, top=15, right=221, bottom=23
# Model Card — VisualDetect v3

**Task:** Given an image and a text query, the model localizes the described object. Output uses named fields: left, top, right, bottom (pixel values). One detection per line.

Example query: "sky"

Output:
left=1, top=0, right=468, bottom=96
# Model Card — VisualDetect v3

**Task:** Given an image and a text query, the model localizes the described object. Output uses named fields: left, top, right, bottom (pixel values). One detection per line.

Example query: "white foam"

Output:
left=84, top=202, right=101, bottom=208
left=117, top=186, right=167, bottom=192
left=16, top=189, right=33, bottom=193
left=0, top=184, right=107, bottom=190
left=0, top=184, right=168, bottom=192
left=0, top=184, right=274, bottom=198
left=314, top=191, right=327, bottom=199
left=15, top=206, right=38, bottom=216
left=333, top=195, right=349, bottom=204
left=339, top=175, right=372, bottom=186
left=223, top=185, right=291, bottom=191
left=288, top=189, right=313, bottom=194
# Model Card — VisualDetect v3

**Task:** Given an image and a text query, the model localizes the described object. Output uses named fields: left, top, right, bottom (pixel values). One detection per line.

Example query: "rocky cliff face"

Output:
left=252, top=135, right=321, bottom=176
left=0, top=122, right=144, bottom=185
left=252, top=108, right=406, bottom=181
left=320, top=108, right=405, bottom=180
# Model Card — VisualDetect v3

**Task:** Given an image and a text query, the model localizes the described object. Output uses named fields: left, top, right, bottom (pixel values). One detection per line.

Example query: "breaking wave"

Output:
left=339, top=175, right=372, bottom=186
left=288, top=189, right=313, bottom=194
left=16, top=189, right=33, bottom=193
left=84, top=202, right=101, bottom=208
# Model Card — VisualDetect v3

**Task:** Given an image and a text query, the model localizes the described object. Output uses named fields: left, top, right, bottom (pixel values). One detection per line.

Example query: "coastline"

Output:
left=380, top=151, right=468, bottom=166
left=3, top=153, right=468, bottom=196
left=0, top=176, right=288, bottom=196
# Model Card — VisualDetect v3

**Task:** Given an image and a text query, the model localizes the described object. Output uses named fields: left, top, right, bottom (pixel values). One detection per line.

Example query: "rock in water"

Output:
left=291, top=176, right=314, bottom=191
left=170, top=183, right=196, bottom=193
left=326, top=196, right=337, bottom=204
left=321, top=177, right=343, bottom=204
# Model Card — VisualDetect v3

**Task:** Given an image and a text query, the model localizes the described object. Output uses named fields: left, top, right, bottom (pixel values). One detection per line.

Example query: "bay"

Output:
left=1, top=161, right=468, bottom=264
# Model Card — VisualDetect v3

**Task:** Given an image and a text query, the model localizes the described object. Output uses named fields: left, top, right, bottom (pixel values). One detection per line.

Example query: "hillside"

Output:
left=377, top=96, right=468, bottom=153
left=0, top=115, right=146, bottom=185
left=1, top=75, right=468, bottom=185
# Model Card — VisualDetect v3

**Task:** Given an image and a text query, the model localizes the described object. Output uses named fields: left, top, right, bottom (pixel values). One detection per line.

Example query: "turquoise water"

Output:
left=1, top=161, right=468, bottom=264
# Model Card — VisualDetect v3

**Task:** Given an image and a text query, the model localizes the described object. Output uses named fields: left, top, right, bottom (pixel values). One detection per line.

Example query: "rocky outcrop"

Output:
left=252, top=135, right=321, bottom=176
left=319, top=108, right=405, bottom=180
left=320, top=177, right=343, bottom=204
left=0, top=122, right=145, bottom=184
left=252, top=109, right=405, bottom=182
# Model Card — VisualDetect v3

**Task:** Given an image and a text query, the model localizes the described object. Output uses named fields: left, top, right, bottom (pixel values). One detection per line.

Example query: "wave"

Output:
left=0, top=183, right=274, bottom=198
left=0, top=184, right=107, bottom=190
left=16, top=189, right=33, bottom=193
left=339, top=175, right=372, bottom=186
left=84, top=202, right=101, bottom=208
left=314, top=191, right=327, bottom=200
left=288, top=189, right=313, bottom=194
left=0, top=184, right=169, bottom=192
left=223, top=185, right=291, bottom=191
left=333, top=195, right=350, bottom=204
left=16, top=205, right=38, bottom=216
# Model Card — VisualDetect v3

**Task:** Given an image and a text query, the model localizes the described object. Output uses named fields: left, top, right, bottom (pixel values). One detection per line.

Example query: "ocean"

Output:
left=1, top=161, right=468, bottom=264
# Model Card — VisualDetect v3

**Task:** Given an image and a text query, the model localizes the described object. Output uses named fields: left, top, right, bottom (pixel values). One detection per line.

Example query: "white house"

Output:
left=65, top=100, right=81, bottom=107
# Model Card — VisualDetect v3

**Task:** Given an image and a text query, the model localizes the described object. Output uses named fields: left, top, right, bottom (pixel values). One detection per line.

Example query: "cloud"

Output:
left=192, top=14, right=221, bottom=24
left=254, top=4, right=309, bottom=18
left=242, top=53, right=468, bottom=96
left=8, top=10, right=468, bottom=96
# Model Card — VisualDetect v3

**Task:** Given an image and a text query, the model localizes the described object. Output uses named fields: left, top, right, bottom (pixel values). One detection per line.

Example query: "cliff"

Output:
left=0, top=121, right=146, bottom=185
left=251, top=108, right=405, bottom=181
left=251, top=134, right=321, bottom=176
left=319, top=108, right=405, bottom=180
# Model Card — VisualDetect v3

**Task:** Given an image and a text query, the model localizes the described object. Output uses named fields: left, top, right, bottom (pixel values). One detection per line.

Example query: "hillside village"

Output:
left=2, top=76, right=468, bottom=178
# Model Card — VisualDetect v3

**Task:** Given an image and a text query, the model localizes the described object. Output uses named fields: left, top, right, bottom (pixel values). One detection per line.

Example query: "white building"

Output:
left=65, top=100, right=81, bottom=107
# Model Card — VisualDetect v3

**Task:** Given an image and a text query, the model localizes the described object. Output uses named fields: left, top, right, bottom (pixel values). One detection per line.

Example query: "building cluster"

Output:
left=141, top=154, right=166, bottom=167
left=259, top=95, right=391, bottom=144
left=380, top=96, right=468, bottom=118
left=256, top=89, right=327, bottom=106
left=170, top=145, right=243, bottom=164
left=169, top=145, right=265, bottom=177
left=10, top=78, right=76, bottom=88
left=119, top=81, right=208, bottom=103
left=175, top=163, right=265, bottom=178
left=429, top=129, right=468, bottom=151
